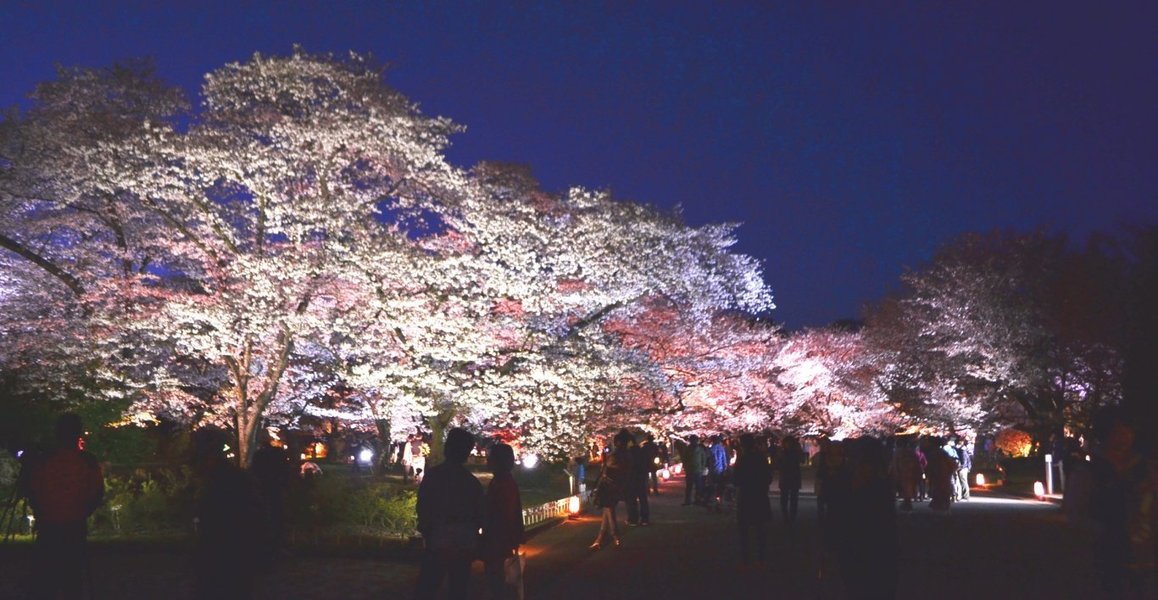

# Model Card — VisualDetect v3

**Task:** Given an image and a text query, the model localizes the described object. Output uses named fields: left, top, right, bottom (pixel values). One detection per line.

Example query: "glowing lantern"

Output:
left=975, top=473, right=986, bottom=487
left=568, top=495, right=581, bottom=515
left=522, top=454, right=539, bottom=469
left=1034, top=481, right=1045, bottom=498
left=660, top=468, right=671, bottom=480
left=672, top=463, right=684, bottom=475
left=358, top=448, right=374, bottom=465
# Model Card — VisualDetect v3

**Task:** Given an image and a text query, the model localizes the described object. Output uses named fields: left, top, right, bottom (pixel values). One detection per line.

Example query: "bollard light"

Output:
left=976, top=473, right=986, bottom=487
left=1034, top=481, right=1045, bottom=498
left=672, top=463, right=683, bottom=475
left=660, top=468, right=671, bottom=480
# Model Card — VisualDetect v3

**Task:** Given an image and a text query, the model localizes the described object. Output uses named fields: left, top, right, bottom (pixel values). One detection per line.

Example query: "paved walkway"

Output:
left=0, top=477, right=1102, bottom=599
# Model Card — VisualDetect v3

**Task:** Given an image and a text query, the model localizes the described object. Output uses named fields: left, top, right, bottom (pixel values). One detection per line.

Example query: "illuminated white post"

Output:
left=1044, top=454, right=1053, bottom=495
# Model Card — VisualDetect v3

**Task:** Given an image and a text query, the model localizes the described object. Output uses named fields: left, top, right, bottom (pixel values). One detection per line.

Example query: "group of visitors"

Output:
left=886, top=435, right=972, bottom=512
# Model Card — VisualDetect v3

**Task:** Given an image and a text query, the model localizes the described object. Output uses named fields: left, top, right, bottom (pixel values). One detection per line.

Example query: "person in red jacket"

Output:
left=480, top=443, right=525, bottom=599
left=22, top=413, right=105, bottom=599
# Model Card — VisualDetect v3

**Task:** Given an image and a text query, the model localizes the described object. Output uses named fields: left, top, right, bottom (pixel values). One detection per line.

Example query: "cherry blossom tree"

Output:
left=773, top=326, right=899, bottom=438
left=864, top=231, right=1126, bottom=439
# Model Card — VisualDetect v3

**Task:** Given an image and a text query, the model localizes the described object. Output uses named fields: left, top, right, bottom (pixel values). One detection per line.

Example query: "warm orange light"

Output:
left=568, top=495, right=581, bottom=515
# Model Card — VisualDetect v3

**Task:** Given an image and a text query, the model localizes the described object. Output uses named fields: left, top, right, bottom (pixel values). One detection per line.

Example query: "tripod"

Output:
left=1, top=485, right=31, bottom=543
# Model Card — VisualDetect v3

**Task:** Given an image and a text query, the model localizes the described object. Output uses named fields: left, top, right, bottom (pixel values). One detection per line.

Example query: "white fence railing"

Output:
left=521, top=489, right=594, bottom=528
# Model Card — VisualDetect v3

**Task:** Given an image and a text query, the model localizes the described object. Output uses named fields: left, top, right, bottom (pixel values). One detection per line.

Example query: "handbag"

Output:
left=504, top=551, right=526, bottom=600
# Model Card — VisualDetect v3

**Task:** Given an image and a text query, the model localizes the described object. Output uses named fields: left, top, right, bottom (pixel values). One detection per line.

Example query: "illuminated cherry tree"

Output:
left=2, top=53, right=777, bottom=464
left=772, top=326, right=899, bottom=438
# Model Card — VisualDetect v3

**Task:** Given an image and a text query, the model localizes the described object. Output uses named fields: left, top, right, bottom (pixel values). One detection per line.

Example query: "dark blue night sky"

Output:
left=4, top=1, right=1155, bottom=328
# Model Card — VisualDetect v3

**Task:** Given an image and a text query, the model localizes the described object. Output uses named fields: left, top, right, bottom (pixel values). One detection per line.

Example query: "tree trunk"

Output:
left=426, top=409, right=456, bottom=466
left=374, top=418, right=392, bottom=475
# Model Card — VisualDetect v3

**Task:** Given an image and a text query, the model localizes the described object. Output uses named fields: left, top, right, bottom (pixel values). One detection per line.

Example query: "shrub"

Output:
left=91, top=467, right=195, bottom=535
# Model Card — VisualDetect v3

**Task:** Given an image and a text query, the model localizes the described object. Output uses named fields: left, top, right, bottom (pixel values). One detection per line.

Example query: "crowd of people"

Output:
left=10, top=410, right=1153, bottom=599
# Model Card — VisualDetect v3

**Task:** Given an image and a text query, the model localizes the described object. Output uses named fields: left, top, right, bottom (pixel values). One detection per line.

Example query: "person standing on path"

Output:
left=640, top=433, right=661, bottom=495
left=415, top=428, right=485, bottom=600
left=192, top=428, right=266, bottom=600
left=733, top=433, right=773, bottom=568
left=590, top=430, right=633, bottom=550
left=22, top=413, right=105, bottom=600
left=923, top=437, right=957, bottom=512
left=625, top=435, right=651, bottom=526
left=682, top=435, right=707, bottom=506
left=955, top=438, right=972, bottom=501
left=776, top=436, right=804, bottom=524
left=707, top=435, right=729, bottom=509
left=480, top=443, right=524, bottom=600
left=829, top=438, right=899, bottom=599
left=890, top=438, right=922, bottom=511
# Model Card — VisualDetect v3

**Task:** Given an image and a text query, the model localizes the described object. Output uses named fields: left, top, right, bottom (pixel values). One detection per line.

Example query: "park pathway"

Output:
left=0, top=477, right=1102, bottom=599
left=513, top=479, right=1101, bottom=599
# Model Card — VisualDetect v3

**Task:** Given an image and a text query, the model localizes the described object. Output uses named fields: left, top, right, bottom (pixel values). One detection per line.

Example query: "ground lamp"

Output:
left=1034, top=481, right=1046, bottom=499
left=567, top=495, right=581, bottom=519
left=975, top=473, right=986, bottom=487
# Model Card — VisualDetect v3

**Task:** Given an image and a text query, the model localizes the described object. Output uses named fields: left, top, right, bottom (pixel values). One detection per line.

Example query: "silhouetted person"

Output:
left=681, top=435, right=706, bottom=506
left=480, top=443, right=525, bottom=600
left=415, top=428, right=484, bottom=600
left=625, top=434, right=651, bottom=526
left=777, top=436, right=804, bottom=523
left=1065, top=407, right=1157, bottom=597
left=924, top=437, right=957, bottom=512
left=23, top=413, right=104, bottom=600
left=641, top=433, right=661, bottom=495
left=251, top=436, right=294, bottom=552
left=193, top=429, right=265, bottom=600
left=733, top=433, right=772, bottom=567
left=890, top=438, right=922, bottom=511
left=829, top=438, right=899, bottom=599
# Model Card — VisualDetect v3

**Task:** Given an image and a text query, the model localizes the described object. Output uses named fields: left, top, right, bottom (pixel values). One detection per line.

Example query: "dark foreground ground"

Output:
left=0, top=478, right=1101, bottom=599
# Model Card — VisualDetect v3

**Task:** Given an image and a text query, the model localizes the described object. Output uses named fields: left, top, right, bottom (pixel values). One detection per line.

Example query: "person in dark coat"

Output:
left=23, top=413, right=105, bottom=600
left=192, top=428, right=265, bottom=600
left=827, top=438, right=899, bottom=600
left=733, top=433, right=773, bottom=566
left=924, top=437, right=957, bottom=512
left=625, top=435, right=651, bottom=526
left=480, top=443, right=524, bottom=600
left=590, top=429, right=633, bottom=550
left=641, top=433, right=661, bottom=495
left=415, top=428, right=485, bottom=600
left=777, top=436, right=804, bottom=523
